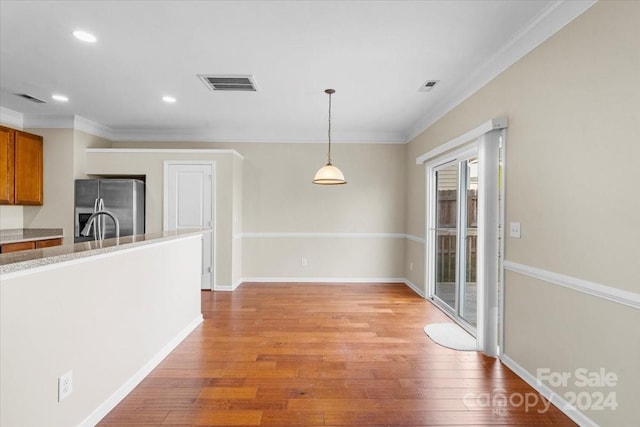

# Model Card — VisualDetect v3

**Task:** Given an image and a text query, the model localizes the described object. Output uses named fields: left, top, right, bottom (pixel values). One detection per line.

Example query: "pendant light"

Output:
left=313, top=89, right=347, bottom=185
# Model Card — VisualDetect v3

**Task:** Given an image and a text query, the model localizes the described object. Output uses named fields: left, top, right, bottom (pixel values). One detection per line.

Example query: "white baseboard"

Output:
left=214, top=279, right=243, bottom=291
left=403, top=278, right=426, bottom=298
left=500, top=354, right=598, bottom=427
left=241, top=277, right=407, bottom=284
left=79, top=314, right=204, bottom=426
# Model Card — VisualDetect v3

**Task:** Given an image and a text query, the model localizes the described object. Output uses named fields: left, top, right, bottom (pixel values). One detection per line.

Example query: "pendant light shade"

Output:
left=313, top=89, right=346, bottom=185
left=313, top=164, right=346, bottom=184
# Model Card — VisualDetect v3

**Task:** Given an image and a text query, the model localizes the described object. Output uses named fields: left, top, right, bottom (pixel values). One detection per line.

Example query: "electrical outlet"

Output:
left=301, top=257, right=308, bottom=267
left=510, top=222, right=521, bottom=238
left=58, top=370, right=73, bottom=402
left=409, top=262, right=413, bottom=271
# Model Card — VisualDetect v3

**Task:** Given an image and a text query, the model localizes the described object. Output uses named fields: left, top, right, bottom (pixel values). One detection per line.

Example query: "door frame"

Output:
left=163, top=160, right=216, bottom=290
left=417, top=118, right=507, bottom=357
left=426, top=147, right=478, bottom=336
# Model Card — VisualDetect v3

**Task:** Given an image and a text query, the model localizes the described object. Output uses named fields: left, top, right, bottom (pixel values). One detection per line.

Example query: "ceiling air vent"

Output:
left=418, top=80, right=439, bottom=92
left=16, top=93, right=47, bottom=103
left=198, top=75, right=259, bottom=92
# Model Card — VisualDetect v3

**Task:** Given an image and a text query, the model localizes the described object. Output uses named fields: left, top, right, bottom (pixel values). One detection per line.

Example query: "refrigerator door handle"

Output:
left=92, top=198, right=100, bottom=240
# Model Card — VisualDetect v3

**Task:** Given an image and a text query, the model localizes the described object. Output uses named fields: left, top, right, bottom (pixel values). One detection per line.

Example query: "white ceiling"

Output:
left=0, top=1, right=594, bottom=143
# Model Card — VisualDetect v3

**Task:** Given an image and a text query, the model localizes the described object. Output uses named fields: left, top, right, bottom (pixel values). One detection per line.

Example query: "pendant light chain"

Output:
left=327, top=90, right=332, bottom=165
left=312, top=88, right=346, bottom=185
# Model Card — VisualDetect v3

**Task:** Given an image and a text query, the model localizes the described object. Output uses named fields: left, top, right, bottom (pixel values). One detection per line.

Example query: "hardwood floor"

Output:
left=98, top=283, right=576, bottom=426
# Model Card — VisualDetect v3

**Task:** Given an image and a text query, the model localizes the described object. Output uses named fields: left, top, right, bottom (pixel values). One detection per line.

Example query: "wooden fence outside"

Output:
left=436, top=189, right=478, bottom=284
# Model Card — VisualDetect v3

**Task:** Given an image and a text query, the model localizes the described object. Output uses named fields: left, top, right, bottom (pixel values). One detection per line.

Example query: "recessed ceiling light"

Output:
left=73, top=30, right=97, bottom=43
left=52, top=94, right=69, bottom=102
left=162, top=96, right=176, bottom=103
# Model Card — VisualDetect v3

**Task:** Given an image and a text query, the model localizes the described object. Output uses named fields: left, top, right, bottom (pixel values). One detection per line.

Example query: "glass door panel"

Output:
left=434, top=163, right=458, bottom=312
left=431, top=155, right=478, bottom=334
left=460, top=158, right=478, bottom=327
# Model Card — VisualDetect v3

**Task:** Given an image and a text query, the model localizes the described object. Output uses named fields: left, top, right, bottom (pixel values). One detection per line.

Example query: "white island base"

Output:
left=0, top=232, right=204, bottom=427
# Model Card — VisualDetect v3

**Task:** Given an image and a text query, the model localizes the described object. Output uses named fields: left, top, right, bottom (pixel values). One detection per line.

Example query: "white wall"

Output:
left=0, top=235, right=202, bottom=427
left=405, top=2, right=640, bottom=425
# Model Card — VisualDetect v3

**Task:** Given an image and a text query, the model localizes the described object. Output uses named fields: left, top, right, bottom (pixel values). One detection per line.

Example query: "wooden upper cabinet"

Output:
left=14, top=130, right=43, bottom=205
left=0, top=126, right=43, bottom=206
left=0, top=126, right=15, bottom=204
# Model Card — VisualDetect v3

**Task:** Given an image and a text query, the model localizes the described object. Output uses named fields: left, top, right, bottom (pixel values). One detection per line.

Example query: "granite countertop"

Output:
left=0, top=228, right=209, bottom=276
left=0, top=228, right=64, bottom=245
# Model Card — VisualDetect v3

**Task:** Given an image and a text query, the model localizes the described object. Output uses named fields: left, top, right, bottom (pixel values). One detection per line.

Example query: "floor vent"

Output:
left=418, top=80, right=439, bottom=92
left=198, top=75, right=259, bottom=92
left=16, top=93, right=47, bottom=103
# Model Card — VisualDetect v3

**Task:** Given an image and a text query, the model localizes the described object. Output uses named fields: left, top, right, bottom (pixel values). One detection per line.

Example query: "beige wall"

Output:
left=73, top=130, right=111, bottom=178
left=237, top=142, right=406, bottom=280
left=406, top=2, right=639, bottom=425
left=0, top=206, right=23, bottom=229
left=112, top=141, right=408, bottom=281
left=0, top=236, right=202, bottom=427
left=23, top=129, right=75, bottom=242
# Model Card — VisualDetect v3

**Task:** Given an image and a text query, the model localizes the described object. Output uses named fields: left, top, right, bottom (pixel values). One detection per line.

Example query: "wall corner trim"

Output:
left=500, top=354, right=598, bottom=427
left=79, top=314, right=204, bottom=427
left=504, top=260, right=640, bottom=310
left=415, top=117, right=507, bottom=164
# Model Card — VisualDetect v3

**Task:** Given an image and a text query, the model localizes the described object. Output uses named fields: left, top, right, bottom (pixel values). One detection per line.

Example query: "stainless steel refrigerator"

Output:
left=74, top=179, right=145, bottom=243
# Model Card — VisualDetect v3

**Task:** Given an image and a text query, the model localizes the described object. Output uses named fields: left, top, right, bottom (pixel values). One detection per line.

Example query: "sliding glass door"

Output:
left=432, top=155, right=478, bottom=332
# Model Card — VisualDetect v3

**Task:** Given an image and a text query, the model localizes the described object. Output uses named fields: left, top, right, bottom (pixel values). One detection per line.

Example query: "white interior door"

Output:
left=165, top=162, right=214, bottom=290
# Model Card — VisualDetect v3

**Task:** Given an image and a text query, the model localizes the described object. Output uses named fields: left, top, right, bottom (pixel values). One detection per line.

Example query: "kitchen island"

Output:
left=0, top=229, right=206, bottom=275
left=0, top=229, right=208, bottom=427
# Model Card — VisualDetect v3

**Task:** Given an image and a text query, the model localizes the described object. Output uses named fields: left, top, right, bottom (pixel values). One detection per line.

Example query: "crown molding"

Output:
left=74, top=116, right=115, bottom=140
left=110, top=128, right=405, bottom=144
left=0, top=107, right=24, bottom=129
left=22, top=114, right=115, bottom=140
left=87, top=148, right=244, bottom=160
left=9, top=111, right=406, bottom=143
left=405, top=0, right=597, bottom=142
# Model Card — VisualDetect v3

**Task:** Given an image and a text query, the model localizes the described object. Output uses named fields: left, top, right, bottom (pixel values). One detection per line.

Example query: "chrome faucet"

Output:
left=81, top=210, right=120, bottom=240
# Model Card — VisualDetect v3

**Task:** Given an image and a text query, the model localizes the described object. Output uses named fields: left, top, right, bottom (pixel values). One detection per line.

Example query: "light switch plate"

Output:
left=510, top=222, right=521, bottom=238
